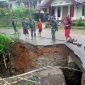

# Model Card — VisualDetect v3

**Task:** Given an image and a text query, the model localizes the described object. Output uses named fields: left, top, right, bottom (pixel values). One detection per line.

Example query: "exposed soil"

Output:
left=12, top=42, right=70, bottom=75
left=0, top=42, right=83, bottom=85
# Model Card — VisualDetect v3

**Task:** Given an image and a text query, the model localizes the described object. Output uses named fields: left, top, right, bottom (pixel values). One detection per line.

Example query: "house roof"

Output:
left=36, top=0, right=85, bottom=10
left=74, top=0, right=85, bottom=3
left=36, top=0, right=53, bottom=10
left=40, top=0, right=53, bottom=8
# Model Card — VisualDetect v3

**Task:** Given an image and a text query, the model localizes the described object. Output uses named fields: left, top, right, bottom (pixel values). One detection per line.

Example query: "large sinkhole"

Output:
left=0, top=42, right=83, bottom=85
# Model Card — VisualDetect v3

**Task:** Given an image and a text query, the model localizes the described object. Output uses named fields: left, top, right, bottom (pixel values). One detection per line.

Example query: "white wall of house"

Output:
left=68, top=5, right=70, bottom=15
left=51, top=0, right=85, bottom=20
left=55, top=7, right=57, bottom=19
left=73, top=5, right=82, bottom=20
left=54, top=5, right=70, bottom=20
left=51, top=0, right=71, bottom=20
left=54, top=7, right=62, bottom=20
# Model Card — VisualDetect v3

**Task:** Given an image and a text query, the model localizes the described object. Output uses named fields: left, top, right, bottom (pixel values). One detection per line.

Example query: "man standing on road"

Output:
left=50, top=16, right=58, bottom=41
left=29, top=17, right=36, bottom=40
left=12, top=18, right=17, bottom=33
left=22, top=18, right=29, bottom=39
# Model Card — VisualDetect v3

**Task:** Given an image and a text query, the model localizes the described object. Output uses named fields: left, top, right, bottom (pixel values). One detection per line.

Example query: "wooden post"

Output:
left=3, top=53, right=7, bottom=69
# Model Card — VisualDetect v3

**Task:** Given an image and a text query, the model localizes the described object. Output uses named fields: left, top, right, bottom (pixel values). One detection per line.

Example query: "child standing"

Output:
left=38, top=18, right=42, bottom=37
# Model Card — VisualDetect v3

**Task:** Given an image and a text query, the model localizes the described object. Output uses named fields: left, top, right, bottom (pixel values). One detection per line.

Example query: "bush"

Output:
left=33, top=13, right=39, bottom=21
left=0, top=7, right=35, bottom=27
left=0, top=34, right=13, bottom=54
left=0, top=8, right=8, bottom=16
left=72, top=20, right=85, bottom=27
left=0, top=44, right=4, bottom=54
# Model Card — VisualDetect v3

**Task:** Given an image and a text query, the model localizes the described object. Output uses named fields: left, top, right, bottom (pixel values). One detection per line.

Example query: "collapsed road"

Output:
left=0, top=28, right=85, bottom=85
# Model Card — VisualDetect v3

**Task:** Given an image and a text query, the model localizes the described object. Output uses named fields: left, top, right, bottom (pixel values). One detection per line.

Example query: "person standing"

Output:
left=22, top=18, right=29, bottom=39
left=29, top=18, right=36, bottom=40
left=12, top=18, right=17, bottom=33
left=38, top=18, right=42, bottom=37
left=50, top=16, right=58, bottom=41
left=64, top=15, right=72, bottom=42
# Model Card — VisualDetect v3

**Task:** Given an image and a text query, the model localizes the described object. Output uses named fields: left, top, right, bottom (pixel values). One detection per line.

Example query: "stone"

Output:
left=34, top=67, right=66, bottom=85
left=81, top=73, right=85, bottom=85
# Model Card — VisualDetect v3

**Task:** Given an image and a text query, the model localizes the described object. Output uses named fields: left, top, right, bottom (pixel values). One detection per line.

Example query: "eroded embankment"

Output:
left=12, top=42, right=70, bottom=75
left=0, top=42, right=83, bottom=85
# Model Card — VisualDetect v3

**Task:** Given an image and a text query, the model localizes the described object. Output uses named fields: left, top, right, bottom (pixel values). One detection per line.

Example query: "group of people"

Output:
left=12, top=17, right=42, bottom=40
left=12, top=15, right=72, bottom=42
left=48, top=15, right=72, bottom=42
left=49, top=15, right=74, bottom=42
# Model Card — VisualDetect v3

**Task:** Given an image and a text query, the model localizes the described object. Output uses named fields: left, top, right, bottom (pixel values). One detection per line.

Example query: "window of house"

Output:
left=57, top=7, right=61, bottom=17
left=82, top=5, right=85, bottom=16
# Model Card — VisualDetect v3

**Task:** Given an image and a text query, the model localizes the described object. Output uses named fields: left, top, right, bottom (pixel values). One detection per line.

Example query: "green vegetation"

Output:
left=72, top=19, right=85, bottom=27
left=0, top=34, right=13, bottom=54
left=0, top=7, right=34, bottom=27
left=0, top=33, right=19, bottom=76
left=28, top=81, right=34, bottom=85
left=0, top=44, right=4, bottom=54
left=11, top=80, right=34, bottom=85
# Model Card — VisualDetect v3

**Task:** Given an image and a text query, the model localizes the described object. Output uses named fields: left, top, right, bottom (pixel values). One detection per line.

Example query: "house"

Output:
left=0, top=0, right=9, bottom=8
left=37, top=0, right=85, bottom=20
left=8, top=0, right=17, bottom=10
left=0, top=0, right=17, bottom=10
